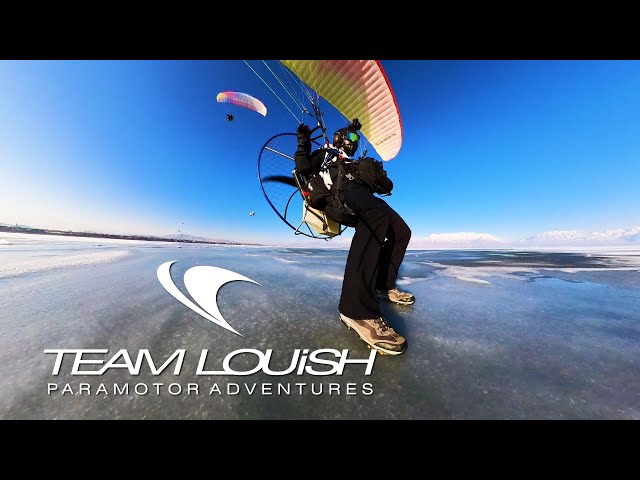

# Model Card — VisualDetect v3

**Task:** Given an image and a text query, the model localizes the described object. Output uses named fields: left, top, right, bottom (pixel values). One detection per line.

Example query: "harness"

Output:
left=318, top=147, right=359, bottom=224
left=297, top=145, right=360, bottom=234
left=320, top=147, right=357, bottom=199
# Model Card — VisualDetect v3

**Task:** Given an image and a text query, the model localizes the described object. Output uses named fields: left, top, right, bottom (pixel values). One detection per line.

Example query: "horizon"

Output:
left=3, top=221, right=640, bottom=250
left=1, top=60, right=638, bottom=245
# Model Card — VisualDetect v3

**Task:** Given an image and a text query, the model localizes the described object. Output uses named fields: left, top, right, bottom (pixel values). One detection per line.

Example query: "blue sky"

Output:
left=1, top=60, right=638, bottom=245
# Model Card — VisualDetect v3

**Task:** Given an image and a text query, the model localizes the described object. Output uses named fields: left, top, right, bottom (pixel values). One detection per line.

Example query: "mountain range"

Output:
left=410, top=227, right=640, bottom=249
left=517, top=227, right=640, bottom=246
left=160, top=233, right=233, bottom=244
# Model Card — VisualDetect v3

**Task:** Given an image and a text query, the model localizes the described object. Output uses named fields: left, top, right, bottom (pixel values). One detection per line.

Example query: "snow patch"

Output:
left=397, top=276, right=429, bottom=286
left=275, top=257, right=299, bottom=264
left=456, top=276, right=491, bottom=285
left=0, top=251, right=131, bottom=278
left=315, top=273, right=344, bottom=281
left=0, top=232, right=170, bottom=246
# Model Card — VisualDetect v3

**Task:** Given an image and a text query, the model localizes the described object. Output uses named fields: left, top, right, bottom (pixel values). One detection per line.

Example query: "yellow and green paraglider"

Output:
left=280, top=60, right=402, bottom=161
left=252, top=60, right=403, bottom=239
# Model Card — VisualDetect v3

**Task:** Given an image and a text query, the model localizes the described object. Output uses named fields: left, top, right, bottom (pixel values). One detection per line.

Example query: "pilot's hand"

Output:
left=297, top=123, right=312, bottom=146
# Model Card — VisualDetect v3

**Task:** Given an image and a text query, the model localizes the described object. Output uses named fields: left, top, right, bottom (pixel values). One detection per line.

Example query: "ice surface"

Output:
left=0, top=234, right=638, bottom=419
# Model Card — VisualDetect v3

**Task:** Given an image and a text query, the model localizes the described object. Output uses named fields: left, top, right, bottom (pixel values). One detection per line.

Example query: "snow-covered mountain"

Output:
left=518, top=227, right=640, bottom=246
left=410, top=232, right=507, bottom=249
left=406, top=227, right=640, bottom=250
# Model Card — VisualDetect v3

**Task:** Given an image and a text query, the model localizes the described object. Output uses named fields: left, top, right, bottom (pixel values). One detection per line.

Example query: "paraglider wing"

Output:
left=280, top=60, right=402, bottom=161
left=217, top=91, right=267, bottom=117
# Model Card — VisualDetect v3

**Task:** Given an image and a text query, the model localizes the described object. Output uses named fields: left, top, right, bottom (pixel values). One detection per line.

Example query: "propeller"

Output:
left=261, top=175, right=298, bottom=188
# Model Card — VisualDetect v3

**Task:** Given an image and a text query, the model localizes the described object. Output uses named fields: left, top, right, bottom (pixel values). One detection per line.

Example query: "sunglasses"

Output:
left=345, top=131, right=360, bottom=142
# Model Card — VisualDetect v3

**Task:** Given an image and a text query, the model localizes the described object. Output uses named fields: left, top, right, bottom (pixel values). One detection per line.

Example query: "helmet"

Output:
left=332, top=127, right=359, bottom=157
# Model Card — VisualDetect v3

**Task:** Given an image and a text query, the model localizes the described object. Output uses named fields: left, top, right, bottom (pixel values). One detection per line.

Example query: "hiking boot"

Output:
left=377, top=287, right=415, bottom=305
left=339, top=313, right=407, bottom=355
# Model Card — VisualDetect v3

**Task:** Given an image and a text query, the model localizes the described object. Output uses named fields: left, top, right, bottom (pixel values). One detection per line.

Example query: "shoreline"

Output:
left=0, top=225, right=262, bottom=247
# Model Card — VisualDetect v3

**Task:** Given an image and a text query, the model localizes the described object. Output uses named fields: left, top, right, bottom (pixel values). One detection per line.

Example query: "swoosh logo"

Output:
left=157, top=261, right=260, bottom=336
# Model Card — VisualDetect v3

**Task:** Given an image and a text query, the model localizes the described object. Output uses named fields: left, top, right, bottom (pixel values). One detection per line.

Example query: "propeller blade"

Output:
left=261, top=175, right=298, bottom=188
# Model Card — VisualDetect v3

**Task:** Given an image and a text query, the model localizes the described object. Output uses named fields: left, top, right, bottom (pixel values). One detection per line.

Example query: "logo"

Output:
left=157, top=261, right=260, bottom=336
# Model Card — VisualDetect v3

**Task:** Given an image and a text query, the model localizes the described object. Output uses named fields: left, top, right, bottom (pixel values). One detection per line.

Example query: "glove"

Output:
left=297, top=123, right=312, bottom=146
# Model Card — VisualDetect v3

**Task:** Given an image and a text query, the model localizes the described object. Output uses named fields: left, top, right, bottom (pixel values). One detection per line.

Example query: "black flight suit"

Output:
left=294, top=137, right=411, bottom=320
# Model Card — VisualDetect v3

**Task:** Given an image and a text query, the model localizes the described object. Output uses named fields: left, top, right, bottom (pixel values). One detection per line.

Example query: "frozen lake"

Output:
left=1, top=232, right=639, bottom=419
